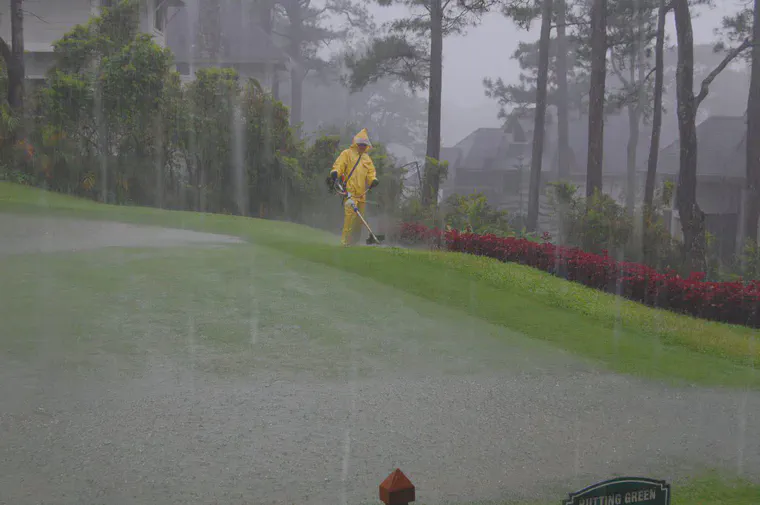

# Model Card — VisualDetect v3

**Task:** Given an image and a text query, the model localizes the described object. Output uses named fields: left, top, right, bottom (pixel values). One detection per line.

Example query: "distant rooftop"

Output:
left=654, top=116, right=746, bottom=179
left=450, top=127, right=530, bottom=172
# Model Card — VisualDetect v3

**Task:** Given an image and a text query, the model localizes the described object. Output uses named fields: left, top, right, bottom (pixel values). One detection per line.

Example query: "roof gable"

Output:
left=656, top=116, right=746, bottom=178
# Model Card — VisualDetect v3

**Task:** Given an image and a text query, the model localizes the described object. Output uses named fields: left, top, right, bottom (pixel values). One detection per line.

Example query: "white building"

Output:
left=0, top=0, right=183, bottom=80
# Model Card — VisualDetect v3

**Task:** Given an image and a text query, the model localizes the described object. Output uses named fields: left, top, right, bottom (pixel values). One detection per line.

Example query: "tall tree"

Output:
left=197, top=0, right=224, bottom=59
left=606, top=0, right=657, bottom=215
left=745, top=0, right=760, bottom=245
left=721, top=2, right=760, bottom=246
left=643, top=0, right=667, bottom=219
left=555, top=0, right=571, bottom=179
left=526, top=0, right=553, bottom=232
left=484, top=1, right=585, bottom=176
left=672, top=0, right=750, bottom=270
left=586, top=0, right=607, bottom=199
left=483, top=37, right=586, bottom=119
left=347, top=0, right=495, bottom=207
left=0, top=0, right=25, bottom=114
left=255, top=0, right=281, bottom=99
left=426, top=0, right=443, bottom=207
left=275, top=0, right=369, bottom=131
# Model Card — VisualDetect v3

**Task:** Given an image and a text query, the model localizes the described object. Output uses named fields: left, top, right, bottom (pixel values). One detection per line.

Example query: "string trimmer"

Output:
left=333, top=178, right=385, bottom=245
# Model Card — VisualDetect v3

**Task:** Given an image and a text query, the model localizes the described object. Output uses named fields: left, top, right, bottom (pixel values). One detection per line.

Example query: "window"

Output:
left=154, top=0, right=167, bottom=32
left=101, top=0, right=113, bottom=7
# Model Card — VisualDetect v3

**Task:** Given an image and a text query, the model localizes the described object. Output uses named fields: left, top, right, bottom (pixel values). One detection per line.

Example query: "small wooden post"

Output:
left=379, top=468, right=415, bottom=505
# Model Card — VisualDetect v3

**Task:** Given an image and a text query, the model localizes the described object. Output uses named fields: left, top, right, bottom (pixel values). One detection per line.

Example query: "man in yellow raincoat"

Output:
left=329, top=128, right=379, bottom=246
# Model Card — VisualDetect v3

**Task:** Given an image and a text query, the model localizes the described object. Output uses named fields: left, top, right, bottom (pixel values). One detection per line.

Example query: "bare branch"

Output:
left=614, top=67, right=657, bottom=104
left=695, top=38, right=751, bottom=106
left=643, top=66, right=656, bottom=83
left=22, top=9, right=49, bottom=24
left=551, top=20, right=591, bottom=29
left=610, top=55, right=630, bottom=88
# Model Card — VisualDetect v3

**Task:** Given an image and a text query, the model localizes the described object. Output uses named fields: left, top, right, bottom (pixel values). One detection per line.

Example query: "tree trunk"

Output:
left=644, top=0, right=666, bottom=217
left=8, top=0, right=24, bottom=113
left=198, top=0, right=223, bottom=59
left=743, top=0, right=760, bottom=246
left=290, top=64, right=304, bottom=129
left=555, top=0, right=571, bottom=179
left=286, top=1, right=304, bottom=131
left=154, top=119, right=164, bottom=208
left=626, top=6, right=647, bottom=217
left=626, top=102, right=639, bottom=215
left=94, top=80, right=109, bottom=203
left=526, top=0, right=553, bottom=232
left=272, top=70, right=281, bottom=101
left=422, top=0, right=443, bottom=208
left=673, top=0, right=705, bottom=272
left=586, top=0, right=607, bottom=200
left=258, top=0, right=280, bottom=99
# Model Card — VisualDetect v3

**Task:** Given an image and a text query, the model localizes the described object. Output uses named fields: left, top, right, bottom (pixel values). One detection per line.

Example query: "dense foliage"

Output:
left=0, top=0, right=403, bottom=229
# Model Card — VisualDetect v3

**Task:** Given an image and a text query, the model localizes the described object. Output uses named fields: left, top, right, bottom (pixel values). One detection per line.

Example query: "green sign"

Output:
left=563, top=477, right=671, bottom=505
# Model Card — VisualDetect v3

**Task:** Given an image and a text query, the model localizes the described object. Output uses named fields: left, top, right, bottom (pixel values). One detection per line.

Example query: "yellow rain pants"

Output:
left=342, top=199, right=366, bottom=246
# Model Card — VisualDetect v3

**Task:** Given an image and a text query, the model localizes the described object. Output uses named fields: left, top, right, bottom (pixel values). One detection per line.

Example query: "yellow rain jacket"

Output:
left=330, top=129, right=378, bottom=203
left=330, top=129, right=378, bottom=246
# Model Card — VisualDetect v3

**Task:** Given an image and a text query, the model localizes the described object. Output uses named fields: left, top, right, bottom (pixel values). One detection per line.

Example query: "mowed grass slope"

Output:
left=1, top=182, right=759, bottom=388
left=461, top=475, right=760, bottom=505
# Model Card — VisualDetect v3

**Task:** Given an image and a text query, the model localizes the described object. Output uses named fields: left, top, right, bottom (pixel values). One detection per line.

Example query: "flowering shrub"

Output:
left=396, top=222, right=444, bottom=248
left=398, top=223, right=760, bottom=328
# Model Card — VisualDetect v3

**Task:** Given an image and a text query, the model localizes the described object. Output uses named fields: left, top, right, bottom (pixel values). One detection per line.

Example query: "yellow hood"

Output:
left=351, top=128, right=372, bottom=151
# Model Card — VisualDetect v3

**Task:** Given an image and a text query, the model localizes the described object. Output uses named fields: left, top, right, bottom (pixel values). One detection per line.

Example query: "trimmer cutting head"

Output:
left=366, top=233, right=386, bottom=245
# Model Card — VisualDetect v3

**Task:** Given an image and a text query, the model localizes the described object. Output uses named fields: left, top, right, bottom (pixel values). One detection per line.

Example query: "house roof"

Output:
left=440, top=147, right=462, bottom=169
left=451, top=127, right=531, bottom=172
left=446, top=108, right=683, bottom=179
left=654, top=116, right=746, bottom=179
left=166, top=0, right=288, bottom=67
left=561, top=112, right=653, bottom=176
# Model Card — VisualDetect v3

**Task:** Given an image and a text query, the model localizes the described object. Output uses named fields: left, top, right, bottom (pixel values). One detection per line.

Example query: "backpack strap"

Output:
left=344, top=153, right=363, bottom=186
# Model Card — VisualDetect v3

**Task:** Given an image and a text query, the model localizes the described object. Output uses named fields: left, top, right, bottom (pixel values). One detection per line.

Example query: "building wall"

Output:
left=0, top=0, right=166, bottom=79
left=0, top=0, right=96, bottom=59
left=138, top=0, right=168, bottom=48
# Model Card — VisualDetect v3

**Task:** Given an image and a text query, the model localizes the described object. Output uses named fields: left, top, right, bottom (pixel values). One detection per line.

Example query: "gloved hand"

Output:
left=326, top=171, right=338, bottom=192
left=369, top=179, right=379, bottom=190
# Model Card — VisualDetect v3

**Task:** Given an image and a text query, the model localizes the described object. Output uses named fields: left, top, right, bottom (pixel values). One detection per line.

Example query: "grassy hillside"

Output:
left=1, top=182, right=758, bottom=388
left=3, top=182, right=760, bottom=504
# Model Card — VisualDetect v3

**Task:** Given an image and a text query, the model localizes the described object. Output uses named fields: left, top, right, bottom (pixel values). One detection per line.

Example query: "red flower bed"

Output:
left=397, top=222, right=444, bottom=248
left=398, top=223, right=760, bottom=328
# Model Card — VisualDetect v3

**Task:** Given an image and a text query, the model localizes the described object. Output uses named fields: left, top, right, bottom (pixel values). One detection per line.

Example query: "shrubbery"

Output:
left=442, top=192, right=512, bottom=236
left=398, top=223, right=760, bottom=328
left=548, top=181, right=632, bottom=254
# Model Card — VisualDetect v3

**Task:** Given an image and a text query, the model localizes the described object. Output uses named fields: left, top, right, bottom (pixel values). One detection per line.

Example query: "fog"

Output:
left=369, top=1, right=735, bottom=145
left=2, top=2, right=760, bottom=504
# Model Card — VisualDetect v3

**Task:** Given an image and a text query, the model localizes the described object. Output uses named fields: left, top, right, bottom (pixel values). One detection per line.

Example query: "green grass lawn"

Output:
left=379, top=474, right=760, bottom=505
left=2, top=240, right=574, bottom=380
left=2, top=182, right=757, bottom=388
left=671, top=475, right=760, bottom=505
left=3, top=182, right=760, bottom=504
